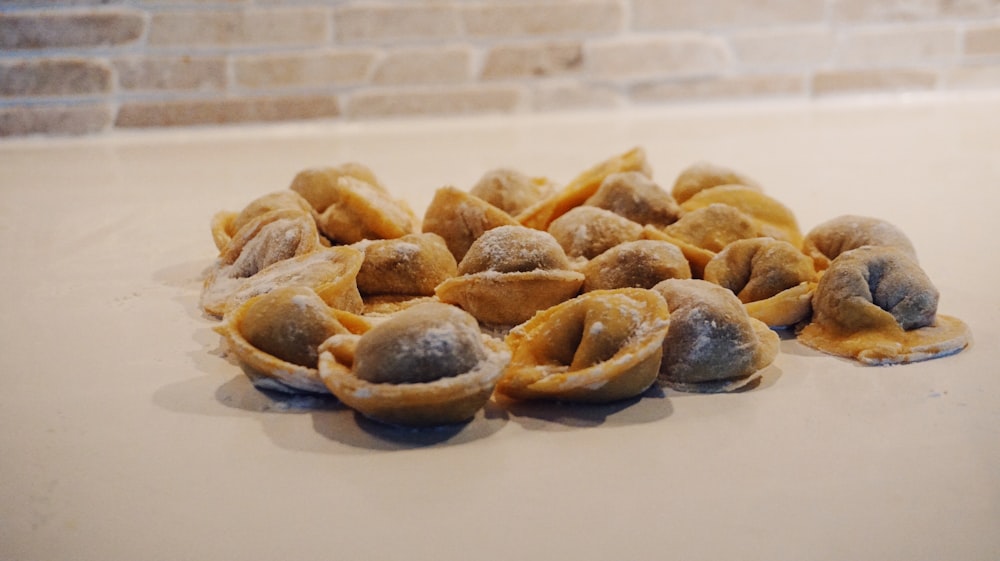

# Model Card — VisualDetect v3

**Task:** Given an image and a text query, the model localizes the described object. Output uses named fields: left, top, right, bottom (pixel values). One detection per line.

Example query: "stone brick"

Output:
left=530, top=82, right=622, bottom=111
left=965, top=24, right=1000, bottom=55
left=586, top=36, right=729, bottom=79
left=234, top=51, right=375, bottom=89
left=632, top=74, right=806, bottom=102
left=346, top=86, right=521, bottom=118
left=148, top=8, right=328, bottom=48
left=0, top=103, right=112, bottom=137
left=373, top=47, right=471, bottom=85
left=462, top=1, right=623, bottom=37
left=0, top=59, right=112, bottom=98
left=334, top=5, right=461, bottom=44
left=729, top=28, right=835, bottom=68
left=0, top=10, right=144, bottom=50
left=115, top=95, right=340, bottom=128
left=114, top=56, right=226, bottom=92
left=632, top=0, right=825, bottom=29
left=812, top=68, right=938, bottom=95
left=830, top=0, right=939, bottom=22
left=836, top=25, right=958, bottom=66
left=482, top=42, right=584, bottom=79
left=944, top=63, right=1000, bottom=87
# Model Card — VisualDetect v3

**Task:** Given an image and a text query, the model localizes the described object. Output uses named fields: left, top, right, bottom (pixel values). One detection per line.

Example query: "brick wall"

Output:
left=2, top=0, right=999, bottom=136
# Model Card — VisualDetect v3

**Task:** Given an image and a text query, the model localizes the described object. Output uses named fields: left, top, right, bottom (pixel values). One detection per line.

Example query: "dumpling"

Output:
left=802, top=215, right=918, bottom=271
left=671, top=161, right=763, bottom=204
left=469, top=168, right=554, bottom=216
left=318, top=302, right=510, bottom=426
left=435, top=225, right=585, bottom=326
left=315, top=176, right=417, bottom=244
left=547, top=206, right=644, bottom=260
left=215, top=286, right=370, bottom=394
left=200, top=208, right=325, bottom=317
left=210, top=190, right=316, bottom=252
left=497, top=288, right=670, bottom=403
left=680, top=185, right=803, bottom=247
left=422, top=186, right=519, bottom=262
left=516, top=146, right=652, bottom=230
left=581, top=240, right=691, bottom=292
left=584, top=171, right=681, bottom=228
left=703, top=238, right=817, bottom=328
left=798, top=246, right=970, bottom=365
left=354, top=233, right=458, bottom=297
left=289, top=162, right=385, bottom=214
left=652, top=279, right=779, bottom=393
left=643, top=203, right=760, bottom=278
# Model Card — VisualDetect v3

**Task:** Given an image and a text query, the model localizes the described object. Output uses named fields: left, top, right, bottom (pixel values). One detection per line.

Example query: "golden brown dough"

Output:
left=318, top=302, right=510, bottom=426
left=289, top=163, right=385, bottom=214
left=210, top=191, right=316, bottom=252
left=316, top=176, right=417, bottom=244
left=215, top=286, right=371, bottom=394
left=680, top=185, right=803, bottom=247
left=421, top=186, right=519, bottom=262
left=584, top=171, right=681, bottom=228
left=354, top=233, right=457, bottom=297
left=435, top=225, right=585, bottom=326
left=497, top=288, right=671, bottom=403
left=581, top=240, right=691, bottom=292
left=547, top=206, right=644, bottom=260
left=798, top=246, right=970, bottom=365
left=703, top=237, right=817, bottom=328
left=652, top=279, right=779, bottom=393
left=671, top=161, right=763, bottom=204
left=516, top=147, right=652, bottom=230
left=802, top=215, right=918, bottom=271
left=469, top=168, right=554, bottom=216
left=643, top=203, right=760, bottom=278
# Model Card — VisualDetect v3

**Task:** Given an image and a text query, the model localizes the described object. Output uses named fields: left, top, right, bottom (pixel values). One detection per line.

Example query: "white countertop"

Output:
left=2, top=95, right=999, bottom=561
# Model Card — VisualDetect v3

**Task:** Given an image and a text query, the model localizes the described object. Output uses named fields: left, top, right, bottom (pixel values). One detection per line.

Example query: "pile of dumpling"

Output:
left=201, top=147, right=971, bottom=427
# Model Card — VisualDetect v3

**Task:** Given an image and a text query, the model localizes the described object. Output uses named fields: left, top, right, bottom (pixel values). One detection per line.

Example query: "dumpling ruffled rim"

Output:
left=798, top=313, right=971, bottom=366
left=497, top=288, right=671, bottom=403
left=435, top=269, right=585, bottom=326
left=317, top=336, right=510, bottom=427
left=744, top=281, right=816, bottom=329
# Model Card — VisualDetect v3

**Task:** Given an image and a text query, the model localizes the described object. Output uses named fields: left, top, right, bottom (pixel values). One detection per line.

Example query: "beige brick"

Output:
left=965, top=25, right=1000, bottom=56
left=373, top=47, right=471, bottom=85
left=148, top=8, right=328, bottom=48
left=234, top=51, right=375, bottom=89
left=729, top=28, right=835, bottom=68
left=830, top=0, right=939, bottom=22
left=482, top=42, right=583, bottom=80
left=115, top=95, right=340, bottom=128
left=0, top=59, right=111, bottom=98
left=837, top=25, right=958, bottom=66
left=812, top=68, right=938, bottom=95
left=632, top=74, right=806, bottom=102
left=0, top=10, right=144, bottom=50
left=587, top=36, right=729, bottom=79
left=0, top=103, right=112, bottom=137
left=463, top=1, right=623, bottom=37
left=114, top=56, right=226, bottom=92
left=944, top=63, right=1000, bottom=88
left=940, top=0, right=1000, bottom=18
left=334, top=5, right=460, bottom=44
left=531, top=82, right=622, bottom=111
left=346, top=86, right=521, bottom=118
left=632, top=0, right=824, bottom=29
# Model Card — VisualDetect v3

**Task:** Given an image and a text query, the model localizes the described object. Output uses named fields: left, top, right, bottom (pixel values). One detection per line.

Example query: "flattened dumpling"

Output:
left=703, top=238, right=817, bottom=328
left=422, top=187, right=519, bottom=262
left=469, top=168, right=554, bottom=216
left=318, top=302, right=510, bottom=426
left=653, top=279, right=779, bottom=393
left=581, top=240, right=691, bottom=292
left=671, top=161, right=763, bottom=204
left=584, top=171, right=681, bottom=228
left=497, top=288, right=670, bottom=403
left=802, top=215, right=918, bottom=271
left=547, top=206, right=644, bottom=260
left=798, top=246, right=970, bottom=365
left=435, top=225, right=584, bottom=326
left=680, top=185, right=802, bottom=247
left=215, top=286, right=370, bottom=394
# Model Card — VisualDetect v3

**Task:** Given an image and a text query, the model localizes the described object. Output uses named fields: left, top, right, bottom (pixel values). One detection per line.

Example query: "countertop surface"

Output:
left=2, top=95, right=999, bottom=561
